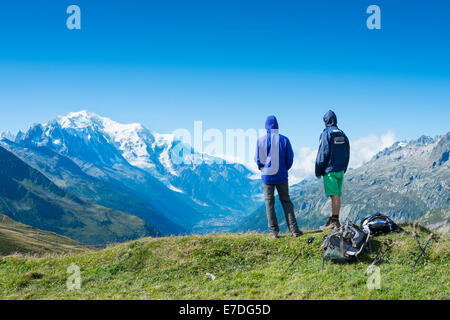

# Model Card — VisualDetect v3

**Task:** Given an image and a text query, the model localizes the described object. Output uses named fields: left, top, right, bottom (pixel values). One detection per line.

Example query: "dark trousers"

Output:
left=262, top=182, right=300, bottom=235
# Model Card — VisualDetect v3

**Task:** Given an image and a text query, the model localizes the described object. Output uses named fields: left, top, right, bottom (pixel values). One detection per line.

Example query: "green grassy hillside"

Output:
left=0, top=227, right=448, bottom=300
left=0, top=214, right=86, bottom=256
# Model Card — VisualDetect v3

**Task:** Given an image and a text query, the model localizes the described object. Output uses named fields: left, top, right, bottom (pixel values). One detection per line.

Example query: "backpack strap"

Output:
left=326, top=127, right=332, bottom=142
left=339, top=230, right=345, bottom=258
left=358, top=232, right=371, bottom=255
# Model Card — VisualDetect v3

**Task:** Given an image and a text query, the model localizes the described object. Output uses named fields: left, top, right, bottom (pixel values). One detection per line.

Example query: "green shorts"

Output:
left=323, top=171, right=344, bottom=197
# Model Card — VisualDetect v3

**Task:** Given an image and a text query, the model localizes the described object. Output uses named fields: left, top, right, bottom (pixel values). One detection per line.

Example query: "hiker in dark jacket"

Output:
left=315, top=110, right=350, bottom=230
left=255, top=115, right=302, bottom=238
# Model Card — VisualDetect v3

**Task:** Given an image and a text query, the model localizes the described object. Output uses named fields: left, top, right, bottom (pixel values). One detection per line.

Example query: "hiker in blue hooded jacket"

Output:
left=315, top=110, right=350, bottom=230
left=255, top=115, right=302, bottom=238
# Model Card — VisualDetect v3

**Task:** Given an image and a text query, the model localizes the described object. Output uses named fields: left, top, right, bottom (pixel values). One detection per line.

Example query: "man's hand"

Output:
left=317, top=175, right=322, bottom=179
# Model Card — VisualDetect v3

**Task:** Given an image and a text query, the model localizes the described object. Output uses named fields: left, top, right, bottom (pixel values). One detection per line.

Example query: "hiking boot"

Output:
left=269, top=233, right=280, bottom=239
left=292, top=231, right=303, bottom=237
left=320, top=216, right=341, bottom=230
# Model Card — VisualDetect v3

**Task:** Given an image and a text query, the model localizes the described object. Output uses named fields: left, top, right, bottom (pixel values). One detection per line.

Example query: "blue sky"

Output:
left=0, top=0, right=449, bottom=152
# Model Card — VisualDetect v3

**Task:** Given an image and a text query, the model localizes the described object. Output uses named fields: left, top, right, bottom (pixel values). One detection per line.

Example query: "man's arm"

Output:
left=254, top=139, right=264, bottom=170
left=343, top=134, right=350, bottom=173
left=286, top=138, right=294, bottom=170
left=315, top=131, right=330, bottom=178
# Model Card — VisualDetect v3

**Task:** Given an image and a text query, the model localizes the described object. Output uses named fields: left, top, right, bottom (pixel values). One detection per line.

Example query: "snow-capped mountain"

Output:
left=11, top=111, right=262, bottom=233
left=0, top=137, right=186, bottom=236
left=0, top=130, right=14, bottom=141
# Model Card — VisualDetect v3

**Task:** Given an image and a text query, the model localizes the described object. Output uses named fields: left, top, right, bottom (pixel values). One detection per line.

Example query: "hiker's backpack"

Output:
left=321, top=222, right=369, bottom=263
left=361, top=213, right=400, bottom=236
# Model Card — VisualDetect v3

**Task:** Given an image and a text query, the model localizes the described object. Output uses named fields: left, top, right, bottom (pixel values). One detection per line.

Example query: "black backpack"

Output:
left=361, top=213, right=400, bottom=236
left=321, top=222, right=370, bottom=263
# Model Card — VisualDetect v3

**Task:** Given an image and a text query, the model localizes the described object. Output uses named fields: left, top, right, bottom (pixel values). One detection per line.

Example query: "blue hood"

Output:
left=265, top=115, right=279, bottom=132
left=255, top=115, right=294, bottom=184
left=323, top=110, right=337, bottom=127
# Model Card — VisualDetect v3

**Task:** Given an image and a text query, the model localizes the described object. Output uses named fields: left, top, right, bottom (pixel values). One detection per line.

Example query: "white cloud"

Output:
left=289, top=131, right=397, bottom=184
left=289, top=146, right=318, bottom=184
left=348, top=131, right=396, bottom=168
left=0, top=130, right=15, bottom=141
